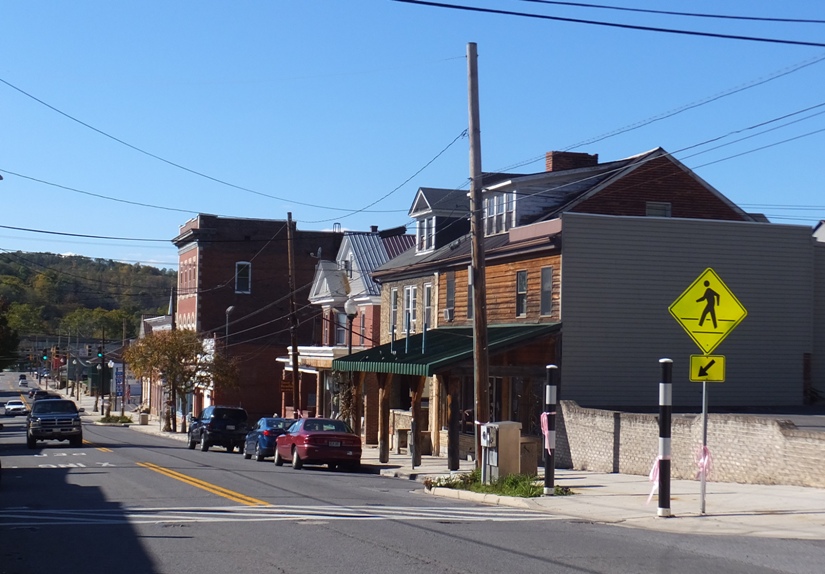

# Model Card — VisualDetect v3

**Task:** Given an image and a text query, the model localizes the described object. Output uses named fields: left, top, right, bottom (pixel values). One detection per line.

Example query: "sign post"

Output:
left=669, top=268, right=747, bottom=514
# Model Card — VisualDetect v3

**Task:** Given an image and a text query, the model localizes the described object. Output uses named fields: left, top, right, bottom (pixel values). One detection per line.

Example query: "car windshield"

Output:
left=213, top=409, right=246, bottom=422
left=263, top=418, right=290, bottom=429
left=303, top=420, right=352, bottom=433
left=32, top=401, right=78, bottom=415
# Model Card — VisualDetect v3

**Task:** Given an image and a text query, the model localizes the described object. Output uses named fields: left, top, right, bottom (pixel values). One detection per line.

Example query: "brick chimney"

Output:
left=545, top=151, right=599, bottom=172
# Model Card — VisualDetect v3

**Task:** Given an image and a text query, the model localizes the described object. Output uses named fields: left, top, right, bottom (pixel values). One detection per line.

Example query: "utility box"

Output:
left=519, top=436, right=540, bottom=477
left=482, top=421, right=521, bottom=482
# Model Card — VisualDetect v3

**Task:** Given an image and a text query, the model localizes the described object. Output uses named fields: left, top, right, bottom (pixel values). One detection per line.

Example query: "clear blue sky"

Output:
left=2, top=1, right=824, bottom=271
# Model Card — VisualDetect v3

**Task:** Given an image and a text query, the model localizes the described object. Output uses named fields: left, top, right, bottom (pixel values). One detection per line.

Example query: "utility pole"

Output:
left=468, top=42, right=490, bottom=471
left=287, top=212, right=302, bottom=417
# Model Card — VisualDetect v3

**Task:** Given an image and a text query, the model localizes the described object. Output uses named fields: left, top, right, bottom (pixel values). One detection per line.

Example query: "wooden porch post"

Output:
left=352, top=371, right=365, bottom=437
left=410, top=375, right=426, bottom=467
left=378, top=372, right=393, bottom=463
left=448, top=376, right=460, bottom=471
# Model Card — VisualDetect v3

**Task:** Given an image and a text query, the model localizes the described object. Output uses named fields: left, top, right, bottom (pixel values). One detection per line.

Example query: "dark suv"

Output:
left=187, top=406, right=248, bottom=452
left=26, top=399, right=84, bottom=448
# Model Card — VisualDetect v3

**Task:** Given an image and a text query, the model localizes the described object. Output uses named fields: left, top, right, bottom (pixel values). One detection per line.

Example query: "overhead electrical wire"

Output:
left=393, top=1, right=825, bottom=48
left=514, top=0, right=825, bottom=24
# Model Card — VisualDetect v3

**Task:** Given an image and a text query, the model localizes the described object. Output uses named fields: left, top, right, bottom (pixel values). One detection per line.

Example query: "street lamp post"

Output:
left=225, top=306, right=235, bottom=351
left=94, top=364, right=101, bottom=413
left=344, top=298, right=358, bottom=355
left=343, top=298, right=358, bottom=429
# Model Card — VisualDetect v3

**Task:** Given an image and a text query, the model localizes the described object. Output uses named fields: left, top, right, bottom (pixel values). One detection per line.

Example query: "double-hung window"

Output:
left=516, top=270, right=528, bottom=317
left=403, top=285, right=418, bottom=334
left=235, top=262, right=251, bottom=294
left=423, top=284, right=432, bottom=330
left=390, top=288, right=399, bottom=336
left=334, top=312, right=347, bottom=346
left=484, top=192, right=514, bottom=235
left=540, top=266, right=553, bottom=316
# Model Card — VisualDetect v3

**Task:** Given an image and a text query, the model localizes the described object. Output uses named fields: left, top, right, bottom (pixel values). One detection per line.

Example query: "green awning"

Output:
left=332, top=323, right=561, bottom=377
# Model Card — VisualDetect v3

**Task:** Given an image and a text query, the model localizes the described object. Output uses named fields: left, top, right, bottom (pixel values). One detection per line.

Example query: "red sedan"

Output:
left=274, top=418, right=361, bottom=471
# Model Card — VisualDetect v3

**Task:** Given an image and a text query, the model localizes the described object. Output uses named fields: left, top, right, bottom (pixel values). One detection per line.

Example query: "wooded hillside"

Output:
left=0, top=251, right=176, bottom=340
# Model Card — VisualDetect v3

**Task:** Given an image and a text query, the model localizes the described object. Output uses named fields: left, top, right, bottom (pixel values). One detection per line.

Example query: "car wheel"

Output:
left=226, top=444, right=235, bottom=453
left=200, top=433, right=209, bottom=452
left=26, top=434, right=36, bottom=449
left=187, top=432, right=197, bottom=450
left=328, top=463, right=338, bottom=471
left=274, top=449, right=284, bottom=466
left=291, top=448, right=303, bottom=470
left=255, top=445, right=264, bottom=462
left=243, top=442, right=252, bottom=459
left=70, top=434, right=82, bottom=447
left=346, top=461, right=361, bottom=472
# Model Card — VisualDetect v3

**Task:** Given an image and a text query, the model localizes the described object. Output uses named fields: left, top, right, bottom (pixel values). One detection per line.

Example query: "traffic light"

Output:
left=97, top=346, right=104, bottom=358
left=42, top=349, right=48, bottom=361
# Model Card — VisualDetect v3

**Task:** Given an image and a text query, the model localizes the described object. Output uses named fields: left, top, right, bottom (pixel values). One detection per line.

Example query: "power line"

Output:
left=514, top=0, right=825, bottom=24
left=394, top=1, right=825, bottom=48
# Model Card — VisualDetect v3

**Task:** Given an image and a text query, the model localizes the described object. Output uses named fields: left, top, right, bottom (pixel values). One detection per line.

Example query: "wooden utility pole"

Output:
left=287, top=212, right=302, bottom=416
left=467, top=42, right=490, bottom=470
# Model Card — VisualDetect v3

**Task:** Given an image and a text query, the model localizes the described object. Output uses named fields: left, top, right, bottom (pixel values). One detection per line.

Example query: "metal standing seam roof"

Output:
left=332, top=323, right=561, bottom=376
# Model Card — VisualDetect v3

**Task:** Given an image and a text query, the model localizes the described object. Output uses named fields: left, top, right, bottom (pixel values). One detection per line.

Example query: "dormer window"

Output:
left=484, top=192, right=514, bottom=235
left=417, top=216, right=435, bottom=252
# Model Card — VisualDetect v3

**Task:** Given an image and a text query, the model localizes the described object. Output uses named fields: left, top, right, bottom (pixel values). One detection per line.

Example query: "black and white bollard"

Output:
left=543, top=364, right=558, bottom=496
left=658, top=358, right=672, bottom=517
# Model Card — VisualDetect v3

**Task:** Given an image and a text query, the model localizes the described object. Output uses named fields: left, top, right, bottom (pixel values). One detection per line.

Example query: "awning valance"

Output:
left=331, top=323, right=560, bottom=377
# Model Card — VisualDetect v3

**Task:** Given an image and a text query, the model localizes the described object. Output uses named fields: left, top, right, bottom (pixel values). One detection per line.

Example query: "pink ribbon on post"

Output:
left=695, top=445, right=712, bottom=480
left=540, top=411, right=554, bottom=452
left=646, top=457, right=660, bottom=505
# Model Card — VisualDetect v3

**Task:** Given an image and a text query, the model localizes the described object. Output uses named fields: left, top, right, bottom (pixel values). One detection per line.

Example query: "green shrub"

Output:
left=99, top=415, right=133, bottom=424
left=424, top=469, right=572, bottom=497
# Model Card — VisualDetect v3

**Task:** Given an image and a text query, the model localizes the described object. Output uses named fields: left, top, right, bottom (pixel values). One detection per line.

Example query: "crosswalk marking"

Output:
left=0, top=504, right=555, bottom=527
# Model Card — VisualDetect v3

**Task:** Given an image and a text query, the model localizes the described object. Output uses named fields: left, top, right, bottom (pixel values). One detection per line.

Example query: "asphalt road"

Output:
left=1, top=409, right=824, bottom=572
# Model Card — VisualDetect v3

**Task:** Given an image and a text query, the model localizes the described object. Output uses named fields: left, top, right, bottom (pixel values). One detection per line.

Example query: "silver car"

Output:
left=4, top=399, right=28, bottom=416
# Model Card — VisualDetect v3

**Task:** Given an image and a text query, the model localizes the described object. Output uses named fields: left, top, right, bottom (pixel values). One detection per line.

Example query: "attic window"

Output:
left=417, top=216, right=435, bottom=252
left=646, top=201, right=672, bottom=217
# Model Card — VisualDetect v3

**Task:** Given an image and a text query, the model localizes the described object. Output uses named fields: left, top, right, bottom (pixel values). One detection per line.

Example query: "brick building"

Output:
left=172, top=214, right=343, bottom=421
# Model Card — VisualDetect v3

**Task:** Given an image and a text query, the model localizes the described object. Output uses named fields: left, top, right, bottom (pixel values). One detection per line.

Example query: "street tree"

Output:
left=124, top=330, right=238, bottom=432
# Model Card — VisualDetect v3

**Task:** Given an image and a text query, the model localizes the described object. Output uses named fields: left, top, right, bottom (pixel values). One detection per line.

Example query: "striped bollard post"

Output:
left=543, top=364, right=558, bottom=496
left=658, top=358, right=673, bottom=517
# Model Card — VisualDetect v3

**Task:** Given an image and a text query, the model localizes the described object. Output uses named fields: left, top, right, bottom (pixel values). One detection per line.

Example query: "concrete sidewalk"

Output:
left=62, top=386, right=825, bottom=540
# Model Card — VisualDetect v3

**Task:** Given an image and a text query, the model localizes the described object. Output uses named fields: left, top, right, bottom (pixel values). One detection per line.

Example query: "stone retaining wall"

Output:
left=556, top=401, right=825, bottom=488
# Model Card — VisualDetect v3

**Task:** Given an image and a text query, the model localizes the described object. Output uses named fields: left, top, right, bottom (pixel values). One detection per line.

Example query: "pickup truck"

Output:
left=26, top=399, right=84, bottom=448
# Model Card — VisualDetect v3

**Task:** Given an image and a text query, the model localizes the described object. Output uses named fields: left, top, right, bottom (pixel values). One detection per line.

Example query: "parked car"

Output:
left=243, top=417, right=291, bottom=461
left=274, top=417, right=361, bottom=471
left=32, top=390, right=60, bottom=402
left=18, top=374, right=27, bottom=387
left=187, top=406, right=248, bottom=452
left=4, top=399, right=28, bottom=416
left=26, top=398, right=84, bottom=448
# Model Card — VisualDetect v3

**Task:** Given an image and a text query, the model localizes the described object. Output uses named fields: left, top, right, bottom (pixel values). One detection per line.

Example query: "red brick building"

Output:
left=172, top=214, right=343, bottom=421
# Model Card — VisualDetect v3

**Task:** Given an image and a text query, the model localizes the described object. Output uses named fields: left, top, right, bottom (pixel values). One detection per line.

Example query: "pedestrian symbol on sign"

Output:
left=669, top=268, right=747, bottom=354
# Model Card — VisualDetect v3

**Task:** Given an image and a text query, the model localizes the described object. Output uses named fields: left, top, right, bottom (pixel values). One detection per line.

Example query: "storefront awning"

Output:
left=331, top=323, right=561, bottom=377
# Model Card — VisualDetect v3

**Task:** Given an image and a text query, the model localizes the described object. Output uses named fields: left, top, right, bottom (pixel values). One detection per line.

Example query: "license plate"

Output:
left=329, top=441, right=341, bottom=447
left=226, top=425, right=235, bottom=430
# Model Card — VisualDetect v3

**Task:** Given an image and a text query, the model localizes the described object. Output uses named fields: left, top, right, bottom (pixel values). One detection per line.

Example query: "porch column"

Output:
left=378, top=372, right=393, bottom=463
left=430, top=374, right=443, bottom=456
left=411, top=375, right=426, bottom=467
left=447, top=376, right=460, bottom=471
left=364, top=373, right=379, bottom=445
left=352, top=371, right=365, bottom=436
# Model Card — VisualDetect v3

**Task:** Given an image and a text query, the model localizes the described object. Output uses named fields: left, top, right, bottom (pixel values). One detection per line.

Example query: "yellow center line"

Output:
left=137, top=462, right=271, bottom=506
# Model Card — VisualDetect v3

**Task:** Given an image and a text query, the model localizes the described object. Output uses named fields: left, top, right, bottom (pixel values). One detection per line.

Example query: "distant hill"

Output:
left=0, top=251, right=176, bottom=339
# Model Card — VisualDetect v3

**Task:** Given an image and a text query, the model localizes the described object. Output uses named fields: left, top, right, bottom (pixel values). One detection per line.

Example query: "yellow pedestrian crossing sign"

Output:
left=669, top=268, right=747, bottom=354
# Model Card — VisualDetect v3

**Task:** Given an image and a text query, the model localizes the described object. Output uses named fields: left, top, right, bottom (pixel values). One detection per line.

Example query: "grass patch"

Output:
left=424, top=468, right=572, bottom=497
